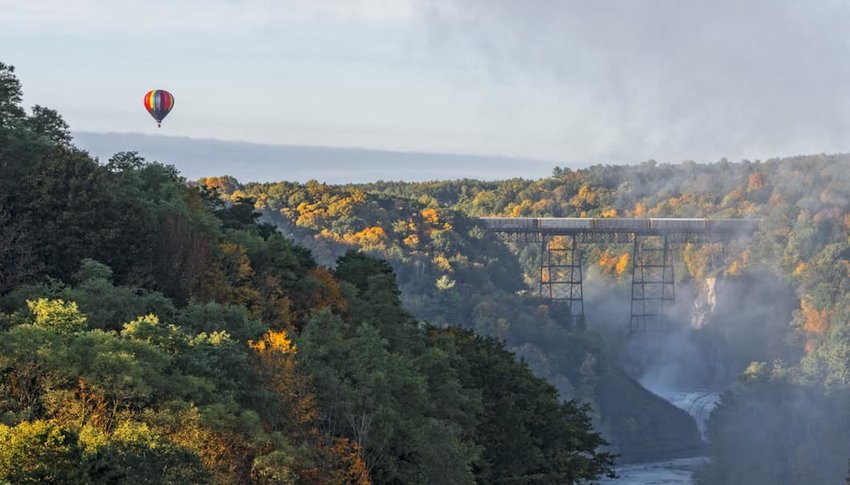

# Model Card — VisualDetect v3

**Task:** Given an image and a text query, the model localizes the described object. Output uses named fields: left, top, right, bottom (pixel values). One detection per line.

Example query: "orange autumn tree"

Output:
left=421, top=207, right=440, bottom=225
left=747, top=171, right=768, bottom=191
left=800, top=299, right=830, bottom=336
left=196, top=242, right=262, bottom=315
left=308, top=267, right=348, bottom=315
left=598, top=251, right=618, bottom=275
left=249, top=330, right=370, bottom=484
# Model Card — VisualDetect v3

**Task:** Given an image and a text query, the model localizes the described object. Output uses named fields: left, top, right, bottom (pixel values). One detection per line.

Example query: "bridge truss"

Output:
left=481, top=217, right=759, bottom=333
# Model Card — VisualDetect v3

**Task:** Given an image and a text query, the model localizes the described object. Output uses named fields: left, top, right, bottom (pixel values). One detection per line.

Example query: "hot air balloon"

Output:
left=143, top=89, right=174, bottom=127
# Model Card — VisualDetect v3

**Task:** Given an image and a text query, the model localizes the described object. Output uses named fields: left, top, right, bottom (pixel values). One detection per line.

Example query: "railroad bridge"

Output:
left=481, top=217, right=760, bottom=332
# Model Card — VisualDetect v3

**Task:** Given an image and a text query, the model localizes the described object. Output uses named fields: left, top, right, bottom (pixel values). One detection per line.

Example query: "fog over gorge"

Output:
left=417, top=0, right=850, bottom=163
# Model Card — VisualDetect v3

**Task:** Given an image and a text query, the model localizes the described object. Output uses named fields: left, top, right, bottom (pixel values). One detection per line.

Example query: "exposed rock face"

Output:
left=691, top=276, right=717, bottom=329
left=596, top=368, right=705, bottom=462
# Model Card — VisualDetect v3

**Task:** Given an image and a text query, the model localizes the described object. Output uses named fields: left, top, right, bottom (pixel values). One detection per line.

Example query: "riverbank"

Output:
left=601, top=456, right=709, bottom=484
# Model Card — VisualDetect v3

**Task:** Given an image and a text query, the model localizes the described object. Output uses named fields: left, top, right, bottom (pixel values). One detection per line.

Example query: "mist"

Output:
left=74, top=131, right=558, bottom=183
left=416, top=0, right=850, bottom=163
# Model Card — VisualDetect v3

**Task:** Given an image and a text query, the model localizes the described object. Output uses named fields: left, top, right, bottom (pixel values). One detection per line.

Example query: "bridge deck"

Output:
left=480, top=217, right=759, bottom=236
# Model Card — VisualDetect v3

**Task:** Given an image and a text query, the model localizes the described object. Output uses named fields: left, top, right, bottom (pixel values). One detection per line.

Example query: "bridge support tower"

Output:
left=630, top=235, right=675, bottom=333
left=539, top=235, right=584, bottom=319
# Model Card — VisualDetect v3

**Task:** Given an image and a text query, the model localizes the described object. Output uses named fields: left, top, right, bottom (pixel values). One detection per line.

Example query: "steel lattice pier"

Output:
left=482, top=217, right=759, bottom=332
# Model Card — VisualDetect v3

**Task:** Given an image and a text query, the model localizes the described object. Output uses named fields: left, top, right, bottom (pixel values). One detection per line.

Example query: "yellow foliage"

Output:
left=508, top=200, right=534, bottom=217
left=727, top=260, right=742, bottom=275
left=722, top=188, right=745, bottom=208
left=547, top=236, right=570, bottom=250
left=532, top=199, right=553, bottom=212
left=350, top=188, right=367, bottom=204
left=601, top=208, right=618, bottom=218
left=220, top=243, right=254, bottom=282
left=403, top=234, right=420, bottom=248
left=249, top=331, right=371, bottom=483
left=318, top=228, right=343, bottom=242
left=228, top=189, right=248, bottom=202
left=250, top=330, right=318, bottom=424
left=615, top=252, right=630, bottom=276
left=201, top=176, right=239, bottom=194
left=421, top=208, right=440, bottom=225
left=343, top=226, right=387, bottom=247
left=250, top=329, right=297, bottom=356
left=683, top=243, right=716, bottom=280
left=666, top=193, right=692, bottom=209
left=308, top=267, right=347, bottom=314
left=306, top=180, right=329, bottom=197
left=598, top=252, right=617, bottom=273
left=295, top=201, right=325, bottom=227
left=571, top=184, right=599, bottom=210
left=327, top=197, right=355, bottom=217
left=164, top=405, right=258, bottom=483
left=27, top=298, right=87, bottom=333
left=793, top=262, right=808, bottom=276
left=633, top=202, right=647, bottom=217
left=800, top=299, right=830, bottom=335
left=433, top=254, right=452, bottom=272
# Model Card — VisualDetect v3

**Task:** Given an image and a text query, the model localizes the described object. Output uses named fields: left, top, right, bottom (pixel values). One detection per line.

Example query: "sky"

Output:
left=3, top=0, right=850, bottom=168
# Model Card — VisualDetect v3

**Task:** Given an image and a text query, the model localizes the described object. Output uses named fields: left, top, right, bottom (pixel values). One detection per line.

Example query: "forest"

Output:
left=0, top=63, right=615, bottom=484
left=2, top=55, right=850, bottom=484
left=209, top=150, right=850, bottom=482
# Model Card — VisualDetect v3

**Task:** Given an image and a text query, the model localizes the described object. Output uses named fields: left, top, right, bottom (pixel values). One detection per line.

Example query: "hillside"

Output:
left=199, top=177, right=706, bottom=460
left=0, top=62, right=615, bottom=483
left=214, top=154, right=850, bottom=482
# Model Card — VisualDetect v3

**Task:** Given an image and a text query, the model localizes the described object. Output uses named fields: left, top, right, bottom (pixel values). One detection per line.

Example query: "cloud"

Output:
left=0, top=0, right=418, bottom=35
left=6, top=0, right=850, bottom=163
left=414, top=0, right=850, bottom=162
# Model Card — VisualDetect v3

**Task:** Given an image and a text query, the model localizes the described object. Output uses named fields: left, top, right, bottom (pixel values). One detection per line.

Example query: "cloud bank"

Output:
left=5, top=1, right=850, bottom=164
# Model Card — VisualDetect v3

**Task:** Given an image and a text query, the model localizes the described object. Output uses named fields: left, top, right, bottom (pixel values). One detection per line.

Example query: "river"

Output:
left=602, top=390, right=721, bottom=484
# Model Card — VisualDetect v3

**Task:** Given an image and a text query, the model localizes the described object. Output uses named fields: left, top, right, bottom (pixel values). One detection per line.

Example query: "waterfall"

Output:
left=599, top=390, right=720, bottom=483
left=658, top=391, right=721, bottom=438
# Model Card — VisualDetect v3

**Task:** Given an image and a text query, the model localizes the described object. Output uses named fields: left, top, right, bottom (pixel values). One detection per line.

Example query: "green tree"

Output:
left=0, top=420, right=88, bottom=484
left=25, top=105, right=71, bottom=146
left=433, top=327, right=616, bottom=483
left=0, top=62, right=24, bottom=127
left=84, top=422, right=210, bottom=485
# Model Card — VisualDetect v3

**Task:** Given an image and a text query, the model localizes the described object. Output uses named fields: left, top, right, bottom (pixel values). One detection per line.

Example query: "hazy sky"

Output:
left=3, top=0, right=850, bottom=165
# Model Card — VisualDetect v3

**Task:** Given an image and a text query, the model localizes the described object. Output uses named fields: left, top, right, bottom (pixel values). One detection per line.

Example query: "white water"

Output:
left=602, top=391, right=721, bottom=484
left=601, top=456, right=709, bottom=484
left=658, top=390, right=721, bottom=438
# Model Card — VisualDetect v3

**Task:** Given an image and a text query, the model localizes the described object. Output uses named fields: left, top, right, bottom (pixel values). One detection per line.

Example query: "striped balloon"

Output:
left=143, top=89, right=174, bottom=127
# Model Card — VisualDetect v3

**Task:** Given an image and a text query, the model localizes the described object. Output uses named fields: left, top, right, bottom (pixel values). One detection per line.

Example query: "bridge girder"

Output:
left=483, top=217, right=757, bottom=332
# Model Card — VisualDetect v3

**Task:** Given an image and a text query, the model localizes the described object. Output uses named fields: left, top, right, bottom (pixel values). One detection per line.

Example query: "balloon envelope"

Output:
left=143, top=89, right=174, bottom=127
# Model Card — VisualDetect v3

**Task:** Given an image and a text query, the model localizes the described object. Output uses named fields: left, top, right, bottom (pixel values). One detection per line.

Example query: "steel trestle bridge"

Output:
left=481, top=217, right=760, bottom=333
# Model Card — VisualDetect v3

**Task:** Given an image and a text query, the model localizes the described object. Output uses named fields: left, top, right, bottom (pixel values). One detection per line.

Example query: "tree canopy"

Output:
left=0, top=62, right=615, bottom=484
